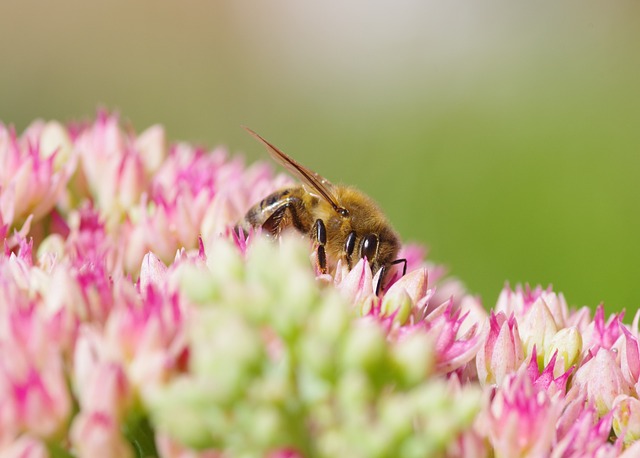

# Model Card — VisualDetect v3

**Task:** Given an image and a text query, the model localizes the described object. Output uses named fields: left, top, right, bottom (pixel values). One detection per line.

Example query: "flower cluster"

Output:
left=1, top=112, right=639, bottom=457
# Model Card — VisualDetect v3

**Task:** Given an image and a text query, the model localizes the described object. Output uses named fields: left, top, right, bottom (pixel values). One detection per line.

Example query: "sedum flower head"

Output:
left=3, top=112, right=640, bottom=457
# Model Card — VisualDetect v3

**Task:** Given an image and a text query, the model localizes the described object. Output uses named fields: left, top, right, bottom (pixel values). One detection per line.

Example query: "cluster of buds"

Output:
left=150, top=236, right=481, bottom=457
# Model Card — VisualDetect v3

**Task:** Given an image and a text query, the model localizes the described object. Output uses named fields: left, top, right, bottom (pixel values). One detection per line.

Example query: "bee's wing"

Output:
left=243, top=127, right=344, bottom=213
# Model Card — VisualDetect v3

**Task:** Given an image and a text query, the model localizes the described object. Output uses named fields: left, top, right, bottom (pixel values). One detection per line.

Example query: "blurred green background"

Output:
left=1, top=1, right=639, bottom=312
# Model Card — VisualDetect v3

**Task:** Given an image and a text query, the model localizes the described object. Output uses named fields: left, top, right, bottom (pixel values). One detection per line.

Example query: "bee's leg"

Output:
left=261, top=197, right=310, bottom=237
left=375, top=258, right=408, bottom=296
left=261, top=204, right=289, bottom=237
left=393, top=258, right=408, bottom=277
left=312, top=218, right=328, bottom=274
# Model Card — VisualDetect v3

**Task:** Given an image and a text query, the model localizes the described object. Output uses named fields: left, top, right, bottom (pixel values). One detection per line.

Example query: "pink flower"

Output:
left=75, top=360, right=132, bottom=421
left=336, top=257, right=374, bottom=306
left=581, top=305, right=624, bottom=355
left=70, top=411, right=134, bottom=458
left=573, top=347, right=632, bottom=416
left=481, top=373, right=561, bottom=458
left=380, top=267, right=428, bottom=325
left=618, top=325, right=640, bottom=388
left=495, top=284, right=550, bottom=317
left=554, top=392, right=621, bottom=458
left=0, top=121, right=75, bottom=229
left=0, top=338, right=71, bottom=447
left=73, top=112, right=149, bottom=218
left=614, top=395, right=640, bottom=445
left=417, top=299, right=483, bottom=374
left=1, top=435, right=48, bottom=458
left=476, top=311, right=524, bottom=386
left=102, top=282, right=187, bottom=391
left=140, top=251, right=169, bottom=292
left=524, top=347, right=573, bottom=396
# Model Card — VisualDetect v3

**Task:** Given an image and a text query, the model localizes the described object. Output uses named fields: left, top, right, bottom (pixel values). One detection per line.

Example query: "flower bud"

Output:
left=384, top=267, right=427, bottom=305
left=140, top=252, right=168, bottom=292
left=340, top=320, right=387, bottom=374
left=390, top=330, right=434, bottom=386
left=135, top=124, right=166, bottom=175
left=381, top=288, right=412, bottom=325
left=613, top=395, right=640, bottom=445
left=476, top=312, right=524, bottom=386
left=620, top=325, right=640, bottom=387
left=545, top=327, right=582, bottom=374
left=337, top=258, right=374, bottom=305
left=519, top=297, right=557, bottom=364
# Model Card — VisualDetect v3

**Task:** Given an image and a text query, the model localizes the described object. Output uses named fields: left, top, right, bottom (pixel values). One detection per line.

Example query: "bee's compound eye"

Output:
left=360, top=234, right=379, bottom=261
left=345, top=231, right=357, bottom=257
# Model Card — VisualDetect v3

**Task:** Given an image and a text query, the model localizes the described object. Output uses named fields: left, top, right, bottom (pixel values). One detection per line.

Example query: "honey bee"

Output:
left=237, top=127, right=406, bottom=294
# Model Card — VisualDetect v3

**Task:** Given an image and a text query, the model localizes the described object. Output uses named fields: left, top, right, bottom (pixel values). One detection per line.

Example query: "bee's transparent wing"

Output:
left=243, top=127, right=345, bottom=214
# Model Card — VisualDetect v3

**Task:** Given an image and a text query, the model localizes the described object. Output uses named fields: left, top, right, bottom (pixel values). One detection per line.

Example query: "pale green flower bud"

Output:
left=340, top=321, right=387, bottom=373
left=37, top=233, right=66, bottom=262
left=545, top=326, right=582, bottom=373
left=40, top=121, right=73, bottom=171
left=148, top=378, right=217, bottom=449
left=135, top=124, right=166, bottom=175
left=205, top=237, right=244, bottom=285
left=381, top=288, right=412, bottom=325
left=613, top=395, right=640, bottom=445
left=336, top=370, right=375, bottom=412
left=190, top=309, right=265, bottom=400
left=390, top=331, right=434, bottom=386
left=180, top=264, right=221, bottom=304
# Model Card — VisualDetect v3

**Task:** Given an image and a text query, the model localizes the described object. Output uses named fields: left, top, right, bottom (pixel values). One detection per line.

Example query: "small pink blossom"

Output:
left=573, top=347, right=632, bottom=416
left=619, top=325, right=640, bottom=387
left=524, top=347, right=573, bottom=396
left=481, top=373, right=561, bottom=458
left=140, top=251, right=169, bottom=292
left=417, top=299, right=483, bottom=374
left=613, top=394, right=640, bottom=445
left=495, top=284, right=550, bottom=317
left=553, top=393, right=620, bottom=458
left=581, top=305, right=624, bottom=355
left=0, top=342, right=71, bottom=447
left=336, top=257, right=374, bottom=305
left=102, top=282, right=187, bottom=391
left=476, top=312, right=524, bottom=386
left=75, top=361, right=132, bottom=421
left=1, top=435, right=48, bottom=458
left=70, top=411, right=134, bottom=458
left=0, top=121, right=75, bottom=229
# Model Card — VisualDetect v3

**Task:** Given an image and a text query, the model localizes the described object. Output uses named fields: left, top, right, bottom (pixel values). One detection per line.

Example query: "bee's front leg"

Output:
left=312, top=218, right=327, bottom=274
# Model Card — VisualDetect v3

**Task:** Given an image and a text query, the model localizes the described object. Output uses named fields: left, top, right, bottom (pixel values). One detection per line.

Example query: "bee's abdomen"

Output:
left=244, top=188, right=291, bottom=226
